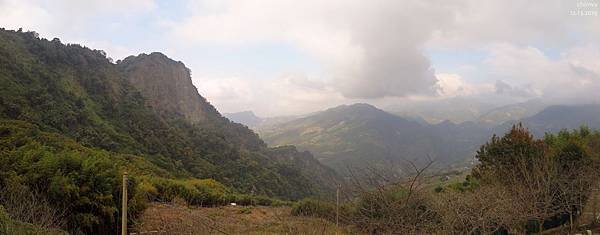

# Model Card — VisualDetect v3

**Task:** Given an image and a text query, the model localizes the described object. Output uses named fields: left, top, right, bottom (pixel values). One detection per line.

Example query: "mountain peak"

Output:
left=224, top=111, right=262, bottom=127
left=117, top=52, right=219, bottom=123
left=328, top=103, right=381, bottom=113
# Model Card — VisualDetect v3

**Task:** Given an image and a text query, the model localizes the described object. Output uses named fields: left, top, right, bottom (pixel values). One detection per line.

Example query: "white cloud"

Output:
left=194, top=73, right=348, bottom=116
left=428, top=0, right=600, bottom=48
left=0, top=0, right=156, bottom=36
left=168, top=0, right=600, bottom=115
left=169, top=0, right=460, bottom=99
left=3, top=0, right=600, bottom=116
left=0, top=0, right=157, bottom=62
left=435, top=73, right=488, bottom=97
left=483, top=43, right=600, bottom=104
left=564, top=44, right=600, bottom=77
left=0, top=0, right=53, bottom=34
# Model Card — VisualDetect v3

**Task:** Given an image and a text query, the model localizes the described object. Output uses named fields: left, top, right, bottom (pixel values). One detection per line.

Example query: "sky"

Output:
left=1, top=0, right=600, bottom=117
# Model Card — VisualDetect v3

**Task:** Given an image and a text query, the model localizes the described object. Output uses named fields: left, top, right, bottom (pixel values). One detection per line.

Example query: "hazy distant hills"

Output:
left=224, top=111, right=303, bottom=129
left=495, top=104, right=600, bottom=137
left=224, top=111, right=264, bottom=127
left=257, top=102, right=600, bottom=176
left=387, top=97, right=546, bottom=126
left=386, top=97, right=496, bottom=124
left=260, top=103, right=487, bottom=175
left=477, top=99, right=546, bottom=126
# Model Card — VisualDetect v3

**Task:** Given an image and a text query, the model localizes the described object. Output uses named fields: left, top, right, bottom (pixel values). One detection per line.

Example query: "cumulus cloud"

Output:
left=194, top=74, right=348, bottom=116
left=168, top=0, right=460, bottom=99
left=428, top=0, right=600, bottom=48
left=3, top=0, right=600, bottom=116
left=0, top=0, right=53, bottom=34
left=494, top=80, right=538, bottom=98
left=167, top=0, right=600, bottom=114
left=0, top=0, right=156, bottom=35
left=0, top=0, right=157, bottom=62
left=435, top=73, right=481, bottom=97
left=483, top=43, right=600, bottom=104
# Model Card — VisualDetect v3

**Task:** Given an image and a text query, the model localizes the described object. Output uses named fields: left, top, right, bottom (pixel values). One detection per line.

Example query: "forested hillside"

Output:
left=498, top=104, right=600, bottom=137
left=261, top=102, right=600, bottom=176
left=260, top=103, right=488, bottom=174
left=292, top=125, right=600, bottom=233
left=0, top=28, right=340, bottom=233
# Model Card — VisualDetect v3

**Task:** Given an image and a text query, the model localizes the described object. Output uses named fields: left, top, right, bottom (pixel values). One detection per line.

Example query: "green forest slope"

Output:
left=0, top=28, right=340, bottom=233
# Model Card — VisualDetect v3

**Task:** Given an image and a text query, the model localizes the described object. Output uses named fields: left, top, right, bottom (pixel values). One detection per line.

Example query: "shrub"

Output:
left=291, top=199, right=336, bottom=220
left=239, top=207, right=252, bottom=214
left=0, top=205, right=66, bottom=234
left=149, top=178, right=231, bottom=207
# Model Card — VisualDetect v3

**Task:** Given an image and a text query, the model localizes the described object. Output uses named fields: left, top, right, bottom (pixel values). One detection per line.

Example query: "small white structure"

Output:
left=230, top=203, right=237, bottom=206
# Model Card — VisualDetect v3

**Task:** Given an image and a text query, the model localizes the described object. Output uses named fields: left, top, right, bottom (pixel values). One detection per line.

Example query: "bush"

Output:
left=291, top=199, right=336, bottom=220
left=239, top=207, right=252, bottom=214
left=0, top=205, right=66, bottom=235
left=149, top=178, right=230, bottom=207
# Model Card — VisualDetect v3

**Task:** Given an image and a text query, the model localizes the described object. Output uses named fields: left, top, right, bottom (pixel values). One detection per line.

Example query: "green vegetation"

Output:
left=260, top=103, right=488, bottom=175
left=293, top=125, right=600, bottom=234
left=0, top=205, right=65, bottom=235
left=0, top=28, right=336, bottom=233
left=291, top=199, right=337, bottom=220
left=0, top=116, right=290, bottom=233
left=0, top=28, right=338, bottom=200
left=2, top=28, right=599, bottom=234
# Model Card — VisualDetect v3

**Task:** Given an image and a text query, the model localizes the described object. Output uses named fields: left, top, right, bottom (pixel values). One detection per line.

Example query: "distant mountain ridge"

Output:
left=495, top=104, right=600, bottom=137
left=224, top=111, right=263, bottom=127
left=260, top=102, right=600, bottom=176
left=224, top=111, right=303, bottom=130
left=386, top=97, right=496, bottom=124
left=477, top=99, right=546, bottom=126
left=260, top=103, right=487, bottom=174
left=386, top=98, right=546, bottom=126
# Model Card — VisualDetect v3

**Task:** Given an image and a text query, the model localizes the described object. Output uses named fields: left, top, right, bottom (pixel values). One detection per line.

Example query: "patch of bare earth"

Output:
left=132, top=203, right=348, bottom=235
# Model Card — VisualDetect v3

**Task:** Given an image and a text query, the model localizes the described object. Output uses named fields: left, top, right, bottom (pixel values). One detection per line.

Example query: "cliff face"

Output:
left=118, top=52, right=220, bottom=124
left=117, top=52, right=343, bottom=196
left=118, top=52, right=268, bottom=151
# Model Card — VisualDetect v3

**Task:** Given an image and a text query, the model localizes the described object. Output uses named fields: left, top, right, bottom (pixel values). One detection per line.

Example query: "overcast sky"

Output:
left=2, top=0, right=599, bottom=116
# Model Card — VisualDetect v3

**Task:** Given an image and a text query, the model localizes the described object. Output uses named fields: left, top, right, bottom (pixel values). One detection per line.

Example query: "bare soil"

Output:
left=132, top=203, right=349, bottom=235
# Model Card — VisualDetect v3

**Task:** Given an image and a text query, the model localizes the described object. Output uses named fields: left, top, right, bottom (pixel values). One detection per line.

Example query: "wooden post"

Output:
left=122, top=172, right=128, bottom=235
left=336, top=184, right=340, bottom=228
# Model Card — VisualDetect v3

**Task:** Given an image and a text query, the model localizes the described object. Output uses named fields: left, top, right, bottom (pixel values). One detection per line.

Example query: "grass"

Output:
left=132, top=203, right=351, bottom=234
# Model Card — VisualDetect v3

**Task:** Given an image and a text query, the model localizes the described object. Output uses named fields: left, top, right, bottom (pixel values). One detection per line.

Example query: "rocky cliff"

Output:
left=117, top=51, right=342, bottom=198
left=118, top=52, right=219, bottom=124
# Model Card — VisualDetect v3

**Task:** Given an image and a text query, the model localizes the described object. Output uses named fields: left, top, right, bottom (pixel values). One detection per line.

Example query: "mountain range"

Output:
left=2, top=27, right=597, bottom=227
left=0, top=29, right=340, bottom=200
left=224, top=111, right=302, bottom=129
left=497, top=104, right=600, bottom=137
left=259, top=103, right=488, bottom=175
left=256, top=102, right=600, bottom=176
left=386, top=97, right=496, bottom=124
left=477, top=99, right=546, bottom=126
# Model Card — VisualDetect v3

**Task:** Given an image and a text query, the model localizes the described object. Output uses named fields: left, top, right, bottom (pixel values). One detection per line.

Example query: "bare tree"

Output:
left=0, top=183, right=65, bottom=230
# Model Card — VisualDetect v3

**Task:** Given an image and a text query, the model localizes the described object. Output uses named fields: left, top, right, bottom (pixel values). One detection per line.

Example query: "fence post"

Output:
left=336, top=184, right=340, bottom=228
left=122, top=172, right=128, bottom=235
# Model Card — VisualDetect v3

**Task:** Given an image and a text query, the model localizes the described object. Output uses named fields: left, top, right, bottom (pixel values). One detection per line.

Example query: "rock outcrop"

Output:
left=118, top=52, right=220, bottom=124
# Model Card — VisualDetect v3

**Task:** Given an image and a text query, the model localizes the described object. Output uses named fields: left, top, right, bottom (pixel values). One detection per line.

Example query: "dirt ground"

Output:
left=132, top=203, right=349, bottom=235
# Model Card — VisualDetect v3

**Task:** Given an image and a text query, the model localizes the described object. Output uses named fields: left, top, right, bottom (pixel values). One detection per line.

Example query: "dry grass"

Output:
left=132, top=203, right=350, bottom=235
